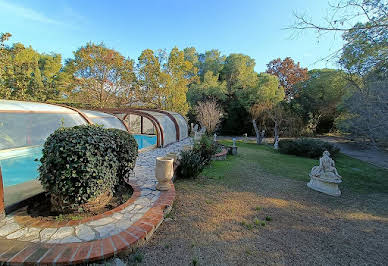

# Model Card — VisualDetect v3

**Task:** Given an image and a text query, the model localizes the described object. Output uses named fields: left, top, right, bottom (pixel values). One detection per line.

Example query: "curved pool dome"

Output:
left=0, top=100, right=188, bottom=208
left=96, top=107, right=189, bottom=147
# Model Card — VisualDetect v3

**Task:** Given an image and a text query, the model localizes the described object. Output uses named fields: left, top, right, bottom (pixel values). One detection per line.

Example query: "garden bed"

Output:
left=26, top=183, right=133, bottom=223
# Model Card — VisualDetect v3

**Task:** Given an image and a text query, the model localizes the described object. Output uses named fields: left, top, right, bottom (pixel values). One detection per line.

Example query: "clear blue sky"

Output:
left=0, top=0, right=344, bottom=72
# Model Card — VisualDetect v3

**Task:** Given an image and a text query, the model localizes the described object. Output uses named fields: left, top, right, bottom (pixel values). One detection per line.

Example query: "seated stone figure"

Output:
left=310, top=151, right=341, bottom=182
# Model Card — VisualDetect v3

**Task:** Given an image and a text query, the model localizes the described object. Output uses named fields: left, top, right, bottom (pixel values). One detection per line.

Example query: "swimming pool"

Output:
left=0, top=134, right=156, bottom=187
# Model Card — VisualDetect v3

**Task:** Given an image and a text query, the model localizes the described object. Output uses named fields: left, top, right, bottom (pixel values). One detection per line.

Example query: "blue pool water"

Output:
left=0, top=134, right=156, bottom=187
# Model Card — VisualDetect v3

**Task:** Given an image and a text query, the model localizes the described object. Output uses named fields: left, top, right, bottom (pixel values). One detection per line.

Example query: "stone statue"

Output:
left=214, top=133, right=217, bottom=142
left=232, top=138, right=236, bottom=147
left=243, top=133, right=248, bottom=142
left=193, top=124, right=199, bottom=133
left=307, top=151, right=342, bottom=196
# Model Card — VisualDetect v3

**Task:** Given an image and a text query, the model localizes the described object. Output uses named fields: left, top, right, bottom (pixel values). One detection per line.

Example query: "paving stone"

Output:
left=3, top=216, right=15, bottom=224
left=40, top=228, right=58, bottom=241
left=112, top=213, right=123, bottom=220
left=50, top=226, right=74, bottom=240
left=95, top=224, right=119, bottom=239
left=19, top=228, right=41, bottom=241
left=75, top=224, right=96, bottom=241
left=6, top=227, right=28, bottom=239
left=0, top=223, right=20, bottom=236
left=87, top=217, right=115, bottom=227
left=115, top=218, right=135, bottom=231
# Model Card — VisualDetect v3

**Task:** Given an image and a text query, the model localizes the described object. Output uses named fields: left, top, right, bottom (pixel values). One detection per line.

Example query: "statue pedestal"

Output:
left=307, top=176, right=341, bottom=196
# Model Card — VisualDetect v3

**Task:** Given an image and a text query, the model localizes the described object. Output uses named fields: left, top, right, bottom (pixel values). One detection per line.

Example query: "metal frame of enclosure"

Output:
left=0, top=100, right=188, bottom=214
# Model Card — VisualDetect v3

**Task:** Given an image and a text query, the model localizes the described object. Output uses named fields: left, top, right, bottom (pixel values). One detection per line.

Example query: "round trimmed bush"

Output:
left=38, top=125, right=138, bottom=213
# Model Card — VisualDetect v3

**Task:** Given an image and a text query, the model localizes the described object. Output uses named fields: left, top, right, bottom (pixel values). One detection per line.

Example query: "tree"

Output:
left=221, top=53, right=258, bottom=93
left=293, top=69, right=351, bottom=134
left=198, top=49, right=225, bottom=81
left=238, top=73, right=285, bottom=144
left=187, top=71, right=227, bottom=105
left=137, top=49, right=164, bottom=108
left=0, top=36, right=63, bottom=101
left=337, top=77, right=388, bottom=145
left=266, top=57, right=308, bottom=99
left=290, top=0, right=388, bottom=146
left=64, top=43, right=136, bottom=108
left=195, top=99, right=223, bottom=134
left=163, top=47, right=197, bottom=115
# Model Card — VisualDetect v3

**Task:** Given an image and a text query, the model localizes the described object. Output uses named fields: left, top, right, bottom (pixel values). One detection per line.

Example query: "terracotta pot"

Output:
left=155, top=157, right=174, bottom=191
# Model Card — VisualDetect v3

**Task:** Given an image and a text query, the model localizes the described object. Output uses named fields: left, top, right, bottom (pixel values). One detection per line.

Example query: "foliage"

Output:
left=292, top=69, right=351, bottom=133
left=238, top=73, right=284, bottom=143
left=195, top=99, right=223, bottom=134
left=178, top=149, right=204, bottom=179
left=0, top=34, right=64, bottom=101
left=278, top=138, right=340, bottom=159
left=266, top=57, right=308, bottom=99
left=220, top=53, right=258, bottom=93
left=337, top=77, right=388, bottom=145
left=193, top=135, right=219, bottom=165
left=290, top=0, right=388, bottom=145
left=63, top=42, right=137, bottom=108
left=38, top=125, right=138, bottom=212
left=137, top=47, right=195, bottom=115
left=187, top=71, right=227, bottom=104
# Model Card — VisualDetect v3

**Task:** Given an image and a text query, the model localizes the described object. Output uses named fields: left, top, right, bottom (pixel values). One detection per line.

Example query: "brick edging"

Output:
left=1, top=182, right=176, bottom=265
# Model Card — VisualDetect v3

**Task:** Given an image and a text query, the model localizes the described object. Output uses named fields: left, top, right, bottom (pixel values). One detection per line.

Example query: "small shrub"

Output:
left=39, top=125, right=138, bottom=213
left=178, top=149, right=204, bottom=179
left=278, top=138, right=340, bottom=159
left=265, top=216, right=272, bottom=221
left=193, top=135, right=218, bottom=164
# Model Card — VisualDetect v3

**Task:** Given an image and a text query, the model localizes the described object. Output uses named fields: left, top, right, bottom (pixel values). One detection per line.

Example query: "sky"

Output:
left=0, top=0, right=345, bottom=72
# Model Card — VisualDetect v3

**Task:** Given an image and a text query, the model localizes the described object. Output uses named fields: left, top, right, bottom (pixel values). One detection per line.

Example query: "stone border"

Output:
left=212, top=148, right=228, bottom=161
left=0, top=181, right=175, bottom=265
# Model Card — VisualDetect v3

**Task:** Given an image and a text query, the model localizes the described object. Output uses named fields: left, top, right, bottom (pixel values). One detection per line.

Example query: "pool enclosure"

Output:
left=0, top=100, right=188, bottom=209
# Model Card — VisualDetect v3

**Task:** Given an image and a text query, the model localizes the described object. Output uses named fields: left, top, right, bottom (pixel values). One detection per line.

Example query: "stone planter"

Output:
left=155, top=157, right=174, bottom=191
left=165, top=152, right=179, bottom=163
left=227, top=146, right=238, bottom=155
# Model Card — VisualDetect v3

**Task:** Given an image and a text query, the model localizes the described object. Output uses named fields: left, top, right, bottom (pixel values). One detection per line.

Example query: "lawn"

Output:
left=204, top=140, right=388, bottom=194
left=120, top=140, right=388, bottom=265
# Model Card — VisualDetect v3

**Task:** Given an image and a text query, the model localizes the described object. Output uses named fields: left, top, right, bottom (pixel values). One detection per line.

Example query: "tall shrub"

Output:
left=39, top=125, right=138, bottom=213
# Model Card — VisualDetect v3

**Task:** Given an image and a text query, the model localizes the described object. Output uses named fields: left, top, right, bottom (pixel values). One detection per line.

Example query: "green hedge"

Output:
left=278, top=138, right=340, bottom=159
left=39, top=125, right=138, bottom=213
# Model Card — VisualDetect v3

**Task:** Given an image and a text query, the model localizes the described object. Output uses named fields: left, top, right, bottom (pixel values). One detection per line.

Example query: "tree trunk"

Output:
left=252, top=119, right=263, bottom=144
left=274, top=121, right=279, bottom=149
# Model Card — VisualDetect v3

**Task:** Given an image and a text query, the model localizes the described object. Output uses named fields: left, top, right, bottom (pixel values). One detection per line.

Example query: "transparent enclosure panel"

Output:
left=82, top=110, right=127, bottom=131
left=169, top=112, right=188, bottom=140
left=142, top=110, right=177, bottom=146
left=125, top=114, right=141, bottom=134
left=0, top=113, right=87, bottom=150
left=143, top=117, right=155, bottom=135
left=0, top=146, right=42, bottom=187
left=133, top=134, right=157, bottom=150
left=0, top=100, right=75, bottom=113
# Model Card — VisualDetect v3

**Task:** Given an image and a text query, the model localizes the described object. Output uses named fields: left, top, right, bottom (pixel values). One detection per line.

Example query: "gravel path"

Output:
left=119, top=147, right=388, bottom=265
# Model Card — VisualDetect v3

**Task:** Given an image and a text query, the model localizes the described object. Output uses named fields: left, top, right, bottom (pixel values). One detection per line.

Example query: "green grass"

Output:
left=201, top=140, right=388, bottom=194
